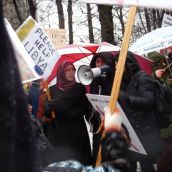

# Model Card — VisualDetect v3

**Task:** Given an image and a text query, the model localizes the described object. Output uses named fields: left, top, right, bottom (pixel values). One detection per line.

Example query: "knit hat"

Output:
left=148, top=52, right=166, bottom=62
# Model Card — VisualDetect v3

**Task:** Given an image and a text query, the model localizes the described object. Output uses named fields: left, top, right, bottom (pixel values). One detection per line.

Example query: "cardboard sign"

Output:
left=79, top=0, right=172, bottom=10
left=4, top=18, right=40, bottom=83
left=86, top=93, right=147, bottom=155
left=16, top=16, right=60, bottom=79
left=45, top=28, right=67, bottom=49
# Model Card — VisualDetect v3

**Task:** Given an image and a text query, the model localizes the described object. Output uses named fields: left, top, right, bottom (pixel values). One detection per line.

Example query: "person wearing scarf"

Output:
left=44, top=61, right=92, bottom=166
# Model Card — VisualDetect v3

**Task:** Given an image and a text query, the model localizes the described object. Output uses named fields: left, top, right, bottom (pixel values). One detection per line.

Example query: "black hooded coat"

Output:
left=88, top=52, right=116, bottom=165
left=115, top=52, right=163, bottom=172
left=44, top=83, right=92, bottom=166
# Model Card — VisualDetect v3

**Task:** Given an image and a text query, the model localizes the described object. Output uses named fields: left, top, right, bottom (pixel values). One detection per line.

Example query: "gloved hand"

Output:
left=103, top=106, right=122, bottom=132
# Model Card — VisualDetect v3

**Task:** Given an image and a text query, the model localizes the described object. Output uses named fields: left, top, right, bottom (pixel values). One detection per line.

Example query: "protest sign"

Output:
left=16, top=16, right=60, bottom=79
left=130, top=26, right=172, bottom=55
left=79, top=0, right=172, bottom=10
left=45, top=28, right=67, bottom=49
left=4, top=18, right=40, bottom=83
left=86, top=93, right=147, bottom=155
left=162, top=14, right=172, bottom=27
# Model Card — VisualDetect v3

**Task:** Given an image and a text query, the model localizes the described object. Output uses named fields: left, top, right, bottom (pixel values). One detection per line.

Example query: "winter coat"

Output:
left=116, top=52, right=163, bottom=171
left=44, top=83, right=92, bottom=166
left=88, top=52, right=116, bottom=165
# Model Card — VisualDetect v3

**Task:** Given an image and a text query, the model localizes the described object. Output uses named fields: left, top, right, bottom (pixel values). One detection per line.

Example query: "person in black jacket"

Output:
left=43, top=107, right=130, bottom=172
left=114, top=52, right=163, bottom=172
left=88, top=52, right=116, bottom=166
left=44, top=61, right=92, bottom=166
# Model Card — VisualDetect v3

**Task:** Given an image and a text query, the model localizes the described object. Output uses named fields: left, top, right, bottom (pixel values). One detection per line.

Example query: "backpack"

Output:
left=153, top=80, right=172, bottom=128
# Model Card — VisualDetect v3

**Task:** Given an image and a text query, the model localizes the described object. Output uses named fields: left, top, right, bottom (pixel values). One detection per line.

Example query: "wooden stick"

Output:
left=95, top=6, right=137, bottom=167
left=109, top=6, right=137, bottom=112
left=43, top=80, right=56, bottom=119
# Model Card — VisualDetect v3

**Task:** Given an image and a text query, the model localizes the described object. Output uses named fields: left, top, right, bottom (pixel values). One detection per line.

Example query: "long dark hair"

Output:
left=0, top=1, right=40, bottom=171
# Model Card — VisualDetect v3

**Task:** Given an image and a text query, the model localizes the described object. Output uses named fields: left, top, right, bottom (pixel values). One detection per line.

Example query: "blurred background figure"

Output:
left=28, top=79, right=42, bottom=117
left=149, top=52, right=172, bottom=87
left=44, top=61, right=92, bottom=166
left=149, top=52, right=172, bottom=172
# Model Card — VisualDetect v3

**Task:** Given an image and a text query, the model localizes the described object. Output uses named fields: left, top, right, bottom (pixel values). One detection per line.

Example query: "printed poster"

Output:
left=86, top=93, right=147, bottom=155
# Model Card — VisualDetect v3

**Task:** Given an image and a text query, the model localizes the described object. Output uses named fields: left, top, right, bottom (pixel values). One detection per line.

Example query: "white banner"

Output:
left=4, top=18, right=41, bottom=83
left=16, top=16, right=60, bottom=79
left=130, top=26, right=172, bottom=55
left=86, top=94, right=147, bottom=155
left=79, top=0, right=172, bottom=10
left=162, top=14, right=172, bottom=27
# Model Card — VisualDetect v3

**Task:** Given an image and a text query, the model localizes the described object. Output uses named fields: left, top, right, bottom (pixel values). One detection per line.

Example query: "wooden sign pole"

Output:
left=96, top=6, right=137, bottom=166
left=109, top=6, right=137, bottom=112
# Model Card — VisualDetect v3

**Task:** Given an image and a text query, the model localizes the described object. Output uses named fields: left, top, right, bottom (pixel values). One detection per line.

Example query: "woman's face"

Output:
left=65, top=64, right=76, bottom=81
left=95, top=57, right=106, bottom=67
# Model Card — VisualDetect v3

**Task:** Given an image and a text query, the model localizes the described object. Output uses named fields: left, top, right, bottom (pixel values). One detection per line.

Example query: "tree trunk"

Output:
left=12, top=0, right=22, bottom=23
left=144, top=8, right=151, bottom=32
left=152, top=9, right=157, bottom=29
left=119, top=7, right=125, bottom=36
left=98, top=5, right=115, bottom=44
left=55, top=0, right=65, bottom=29
left=68, top=0, right=73, bottom=44
left=27, top=0, right=36, bottom=20
left=87, top=4, right=94, bottom=43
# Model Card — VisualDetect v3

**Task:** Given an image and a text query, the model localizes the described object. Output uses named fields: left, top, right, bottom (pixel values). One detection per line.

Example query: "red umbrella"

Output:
left=46, top=42, right=120, bottom=84
left=46, top=42, right=152, bottom=85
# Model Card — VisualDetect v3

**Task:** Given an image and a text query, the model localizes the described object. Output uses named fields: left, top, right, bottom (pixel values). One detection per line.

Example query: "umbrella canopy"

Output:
left=46, top=42, right=152, bottom=85
left=46, top=42, right=120, bottom=84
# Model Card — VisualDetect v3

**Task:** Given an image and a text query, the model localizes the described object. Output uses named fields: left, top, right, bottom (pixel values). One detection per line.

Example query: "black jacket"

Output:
left=116, top=52, right=163, bottom=170
left=45, top=83, right=92, bottom=166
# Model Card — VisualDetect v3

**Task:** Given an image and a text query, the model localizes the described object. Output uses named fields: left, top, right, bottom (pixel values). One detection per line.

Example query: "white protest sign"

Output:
left=130, top=26, right=172, bottom=55
left=16, top=16, right=60, bottom=79
left=79, top=0, right=172, bottom=10
left=45, top=28, right=67, bottom=49
left=162, top=14, right=172, bottom=27
left=86, top=94, right=147, bottom=155
left=4, top=18, right=41, bottom=83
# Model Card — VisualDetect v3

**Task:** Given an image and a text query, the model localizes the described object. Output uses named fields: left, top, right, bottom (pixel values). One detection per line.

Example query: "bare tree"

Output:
left=55, top=0, right=65, bottom=29
left=87, top=4, right=94, bottom=43
left=3, top=0, right=29, bottom=29
left=98, top=5, right=115, bottom=44
left=68, top=0, right=73, bottom=44
left=27, top=0, right=36, bottom=20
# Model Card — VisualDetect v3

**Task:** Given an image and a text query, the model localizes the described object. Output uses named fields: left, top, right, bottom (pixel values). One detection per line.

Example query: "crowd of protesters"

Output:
left=1, top=0, right=172, bottom=171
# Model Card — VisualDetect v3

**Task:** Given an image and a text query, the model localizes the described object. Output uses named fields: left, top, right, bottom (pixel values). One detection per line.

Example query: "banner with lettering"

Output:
left=79, top=0, right=172, bottom=10
left=4, top=18, right=40, bottom=83
left=16, top=16, right=60, bottom=79
left=162, top=14, right=172, bottom=27
left=130, top=26, right=172, bottom=55
left=86, top=93, right=147, bottom=155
